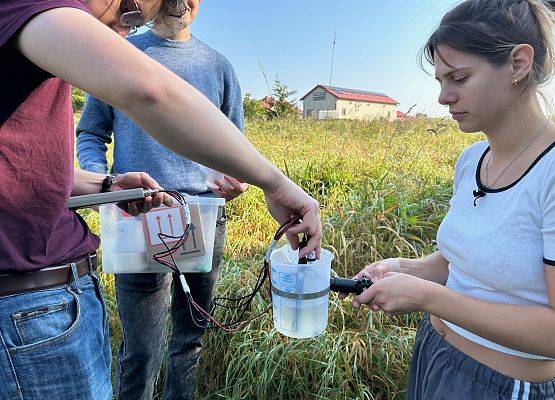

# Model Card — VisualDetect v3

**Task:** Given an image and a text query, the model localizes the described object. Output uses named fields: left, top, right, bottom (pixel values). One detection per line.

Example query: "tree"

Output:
left=242, top=93, right=266, bottom=121
left=270, top=78, right=299, bottom=119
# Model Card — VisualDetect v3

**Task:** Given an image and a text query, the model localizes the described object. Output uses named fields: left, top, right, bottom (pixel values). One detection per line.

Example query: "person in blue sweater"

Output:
left=76, top=1, right=247, bottom=398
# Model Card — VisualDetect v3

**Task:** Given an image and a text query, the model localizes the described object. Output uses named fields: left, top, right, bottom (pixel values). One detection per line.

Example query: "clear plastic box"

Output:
left=99, top=195, right=225, bottom=274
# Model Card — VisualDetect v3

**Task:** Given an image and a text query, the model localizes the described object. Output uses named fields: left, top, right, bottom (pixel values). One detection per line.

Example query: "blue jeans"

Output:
left=0, top=272, right=112, bottom=400
left=115, top=207, right=226, bottom=400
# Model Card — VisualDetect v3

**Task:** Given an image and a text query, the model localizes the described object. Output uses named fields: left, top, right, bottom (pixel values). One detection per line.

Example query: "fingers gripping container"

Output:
left=99, top=195, right=225, bottom=273
left=270, top=245, right=334, bottom=338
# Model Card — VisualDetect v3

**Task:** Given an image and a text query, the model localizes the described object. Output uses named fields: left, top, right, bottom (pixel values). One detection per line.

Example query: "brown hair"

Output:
left=421, top=0, right=555, bottom=93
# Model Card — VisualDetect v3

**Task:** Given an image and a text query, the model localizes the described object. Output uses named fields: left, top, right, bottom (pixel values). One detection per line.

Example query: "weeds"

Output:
left=79, top=118, right=481, bottom=399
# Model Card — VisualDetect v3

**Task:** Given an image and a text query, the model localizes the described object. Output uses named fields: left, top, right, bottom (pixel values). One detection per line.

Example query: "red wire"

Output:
left=151, top=195, right=301, bottom=333
left=185, top=216, right=300, bottom=333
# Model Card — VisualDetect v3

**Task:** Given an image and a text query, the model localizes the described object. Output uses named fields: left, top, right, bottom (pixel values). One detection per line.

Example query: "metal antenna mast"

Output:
left=326, top=30, right=337, bottom=119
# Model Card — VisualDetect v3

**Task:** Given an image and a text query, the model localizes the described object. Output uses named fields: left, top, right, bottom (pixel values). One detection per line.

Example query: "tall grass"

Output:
left=79, top=118, right=481, bottom=399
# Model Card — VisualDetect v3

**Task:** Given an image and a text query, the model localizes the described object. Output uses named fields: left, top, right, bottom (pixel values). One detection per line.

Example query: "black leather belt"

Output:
left=0, top=253, right=98, bottom=297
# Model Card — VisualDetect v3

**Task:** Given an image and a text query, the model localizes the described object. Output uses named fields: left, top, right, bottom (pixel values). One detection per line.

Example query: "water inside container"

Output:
left=270, top=245, right=333, bottom=338
left=272, top=299, right=329, bottom=339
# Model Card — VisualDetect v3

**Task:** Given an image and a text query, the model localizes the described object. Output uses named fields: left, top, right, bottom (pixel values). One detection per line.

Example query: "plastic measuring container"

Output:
left=270, top=245, right=334, bottom=338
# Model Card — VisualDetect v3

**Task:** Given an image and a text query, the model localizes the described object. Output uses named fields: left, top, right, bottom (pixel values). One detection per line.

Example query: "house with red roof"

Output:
left=301, top=85, right=399, bottom=121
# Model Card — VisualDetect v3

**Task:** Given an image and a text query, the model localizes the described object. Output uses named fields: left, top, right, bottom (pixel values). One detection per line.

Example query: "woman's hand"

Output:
left=211, top=175, right=249, bottom=202
left=352, top=272, right=434, bottom=315
left=356, top=258, right=402, bottom=282
left=111, top=172, right=173, bottom=216
left=338, top=258, right=401, bottom=300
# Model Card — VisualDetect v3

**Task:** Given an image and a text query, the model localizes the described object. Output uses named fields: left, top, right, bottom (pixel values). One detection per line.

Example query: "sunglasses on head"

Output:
left=120, top=0, right=143, bottom=29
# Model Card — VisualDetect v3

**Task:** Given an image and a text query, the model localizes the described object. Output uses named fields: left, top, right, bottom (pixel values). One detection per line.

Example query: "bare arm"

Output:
left=423, top=265, right=555, bottom=358
left=400, top=251, right=450, bottom=285
left=348, top=251, right=450, bottom=287
left=355, top=265, right=555, bottom=358
left=73, top=169, right=172, bottom=213
left=13, top=7, right=321, bottom=255
left=72, top=169, right=106, bottom=196
left=14, top=8, right=278, bottom=190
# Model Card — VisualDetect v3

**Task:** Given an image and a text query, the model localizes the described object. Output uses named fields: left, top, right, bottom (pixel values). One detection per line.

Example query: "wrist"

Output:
left=420, top=281, right=445, bottom=314
left=398, top=258, right=416, bottom=275
left=260, top=167, right=288, bottom=193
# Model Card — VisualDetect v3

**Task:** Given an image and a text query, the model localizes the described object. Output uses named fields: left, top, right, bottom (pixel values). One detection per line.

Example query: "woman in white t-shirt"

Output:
left=342, top=0, right=555, bottom=399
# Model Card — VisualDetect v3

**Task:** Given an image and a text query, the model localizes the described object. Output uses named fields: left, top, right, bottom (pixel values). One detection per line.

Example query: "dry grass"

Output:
left=78, top=117, right=481, bottom=399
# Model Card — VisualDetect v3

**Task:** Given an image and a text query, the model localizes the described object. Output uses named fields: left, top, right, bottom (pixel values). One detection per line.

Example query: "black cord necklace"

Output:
left=473, top=119, right=550, bottom=206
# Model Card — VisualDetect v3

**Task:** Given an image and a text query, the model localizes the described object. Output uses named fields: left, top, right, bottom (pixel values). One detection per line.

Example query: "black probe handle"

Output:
left=298, top=234, right=316, bottom=264
left=329, top=277, right=373, bottom=295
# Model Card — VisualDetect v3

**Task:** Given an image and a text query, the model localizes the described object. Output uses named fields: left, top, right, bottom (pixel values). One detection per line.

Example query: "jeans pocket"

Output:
left=5, top=283, right=113, bottom=400
left=10, top=288, right=80, bottom=350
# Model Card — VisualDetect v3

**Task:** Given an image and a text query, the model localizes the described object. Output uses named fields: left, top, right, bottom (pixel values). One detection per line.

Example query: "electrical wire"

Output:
left=152, top=190, right=301, bottom=333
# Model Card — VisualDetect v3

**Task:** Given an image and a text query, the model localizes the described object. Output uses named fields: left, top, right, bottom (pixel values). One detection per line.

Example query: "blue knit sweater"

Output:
left=76, top=30, right=244, bottom=195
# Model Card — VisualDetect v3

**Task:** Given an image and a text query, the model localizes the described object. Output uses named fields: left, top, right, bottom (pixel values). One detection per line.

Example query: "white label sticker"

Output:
left=279, top=272, right=297, bottom=292
left=143, top=206, right=185, bottom=246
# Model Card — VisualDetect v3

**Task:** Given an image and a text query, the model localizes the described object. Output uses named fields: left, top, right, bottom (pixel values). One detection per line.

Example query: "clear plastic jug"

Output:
left=270, top=245, right=334, bottom=338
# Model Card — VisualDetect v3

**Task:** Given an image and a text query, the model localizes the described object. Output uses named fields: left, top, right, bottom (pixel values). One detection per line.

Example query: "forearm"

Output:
left=76, top=136, right=109, bottom=174
left=400, top=251, right=449, bottom=284
left=16, top=8, right=283, bottom=192
left=76, top=97, right=113, bottom=174
left=73, top=169, right=105, bottom=196
left=425, top=283, right=555, bottom=358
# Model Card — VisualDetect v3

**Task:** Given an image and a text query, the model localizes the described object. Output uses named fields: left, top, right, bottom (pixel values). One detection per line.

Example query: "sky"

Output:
left=155, top=0, right=555, bottom=117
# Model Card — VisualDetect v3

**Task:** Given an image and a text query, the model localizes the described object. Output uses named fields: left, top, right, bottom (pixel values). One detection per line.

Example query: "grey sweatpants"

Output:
left=407, top=315, right=555, bottom=400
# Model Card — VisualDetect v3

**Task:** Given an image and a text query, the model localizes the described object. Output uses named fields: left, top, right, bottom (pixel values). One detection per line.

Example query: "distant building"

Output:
left=301, top=85, right=399, bottom=121
left=261, top=96, right=275, bottom=112
left=397, top=111, right=415, bottom=120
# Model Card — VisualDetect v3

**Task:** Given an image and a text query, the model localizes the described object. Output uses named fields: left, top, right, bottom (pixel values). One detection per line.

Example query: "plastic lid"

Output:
left=183, top=195, right=225, bottom=206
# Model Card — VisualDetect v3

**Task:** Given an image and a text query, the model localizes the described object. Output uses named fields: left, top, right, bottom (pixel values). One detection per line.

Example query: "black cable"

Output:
left=151, top=202, right=302, bottom=332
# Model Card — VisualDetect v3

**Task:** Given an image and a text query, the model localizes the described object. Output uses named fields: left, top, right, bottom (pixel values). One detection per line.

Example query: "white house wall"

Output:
left=335, top=99, right=397, bottom=121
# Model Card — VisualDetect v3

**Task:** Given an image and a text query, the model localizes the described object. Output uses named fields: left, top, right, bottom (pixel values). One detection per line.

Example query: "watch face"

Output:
left=101, top=175, right=115, bottom=193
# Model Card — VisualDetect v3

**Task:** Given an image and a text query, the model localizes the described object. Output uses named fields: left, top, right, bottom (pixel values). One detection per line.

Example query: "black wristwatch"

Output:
left=100, top=174, right=116, bottom=193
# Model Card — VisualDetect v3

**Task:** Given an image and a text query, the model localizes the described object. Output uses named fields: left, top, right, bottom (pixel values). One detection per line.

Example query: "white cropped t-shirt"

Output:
left=436, top=140, right=555, bottom=360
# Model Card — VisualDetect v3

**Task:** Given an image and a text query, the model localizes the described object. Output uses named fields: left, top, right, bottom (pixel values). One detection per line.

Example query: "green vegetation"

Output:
left=242, top=93, right=267, bottom=121
left=268, top=78, right=300, bottom=119
left=79, top=118, right=481, bottom=400
left=243, top=78, right=300, bottom=120
left=72, top=87, right=86, bottom=113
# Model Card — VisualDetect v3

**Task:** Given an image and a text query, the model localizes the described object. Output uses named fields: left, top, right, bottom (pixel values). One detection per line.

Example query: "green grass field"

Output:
left=79, top=118, right=481, bottom=399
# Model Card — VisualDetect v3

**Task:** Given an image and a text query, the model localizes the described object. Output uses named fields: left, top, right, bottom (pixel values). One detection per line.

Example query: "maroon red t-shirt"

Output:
left=0, top=0, right=99, bottom=273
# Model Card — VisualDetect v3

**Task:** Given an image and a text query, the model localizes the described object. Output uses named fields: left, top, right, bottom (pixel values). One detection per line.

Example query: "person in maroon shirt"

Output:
left=0, top=1, right=322, bottom=399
